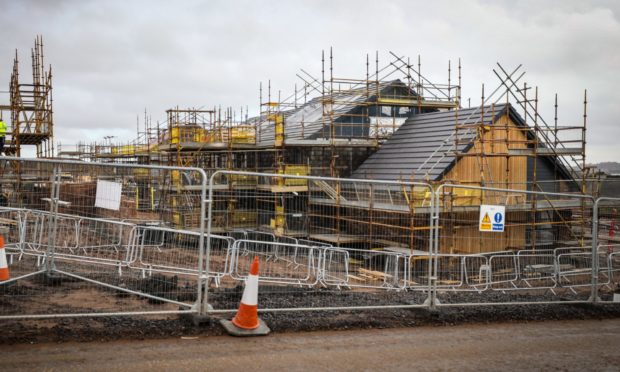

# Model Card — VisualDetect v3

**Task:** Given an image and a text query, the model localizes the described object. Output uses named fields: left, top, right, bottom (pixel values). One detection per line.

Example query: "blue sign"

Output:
left=492, top=211, right=504, bottom=231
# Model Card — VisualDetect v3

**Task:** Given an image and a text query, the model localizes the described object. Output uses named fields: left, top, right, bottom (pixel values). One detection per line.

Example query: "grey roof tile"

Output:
left=256, top=80, right=416, bottom=144
left=352, top=104, right=511, bottom=181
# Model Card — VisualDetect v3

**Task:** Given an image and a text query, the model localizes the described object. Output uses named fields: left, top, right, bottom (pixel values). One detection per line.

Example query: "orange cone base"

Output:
left=0, top=267, right=8, bottom=281
left=220, top=317, right=271, bottom=337
left=231, top=302, right=259, bottom=330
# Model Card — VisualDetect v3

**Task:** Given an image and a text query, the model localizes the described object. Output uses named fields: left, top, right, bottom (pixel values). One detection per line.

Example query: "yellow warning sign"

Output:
left=482, top=213, right=491, bottom=223
left=480, top=211, right=492, bottom=231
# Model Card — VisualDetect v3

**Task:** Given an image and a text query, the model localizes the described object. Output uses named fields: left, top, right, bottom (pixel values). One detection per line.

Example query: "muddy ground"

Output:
left=6, top=320, right=620, bottom=371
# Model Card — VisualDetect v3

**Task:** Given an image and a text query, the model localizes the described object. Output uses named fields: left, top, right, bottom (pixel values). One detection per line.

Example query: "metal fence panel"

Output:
left=0, top=157, right=207, bottom=319
left=593, top=197, right=620, bottom=302
left=230, top=239, right=319, bottom=286
left=204, top=171, right=434, bottom=312
left=433, top=184, right=595, bottom=306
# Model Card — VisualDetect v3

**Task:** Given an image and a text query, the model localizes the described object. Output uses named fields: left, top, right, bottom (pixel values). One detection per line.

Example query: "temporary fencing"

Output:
left=229, top=240, right=320, bottom=286
left=592, top=197, right=620, bottom=301
left=0, top=162, right=618, bottom=320
left=0, top=157, right=208, bottom=319
left=431, top=184, right=596, bottom=305
left=204, top=170, right=434, bottom=312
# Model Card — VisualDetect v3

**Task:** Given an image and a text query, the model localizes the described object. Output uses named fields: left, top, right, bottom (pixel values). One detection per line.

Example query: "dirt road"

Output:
left=4, top=319, right=620, bottom=371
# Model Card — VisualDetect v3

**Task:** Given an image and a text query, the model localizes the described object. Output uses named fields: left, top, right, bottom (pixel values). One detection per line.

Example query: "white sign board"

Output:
left=479, top=204, right=505, bottom=232
left=95, top=180, right=123, bottom=211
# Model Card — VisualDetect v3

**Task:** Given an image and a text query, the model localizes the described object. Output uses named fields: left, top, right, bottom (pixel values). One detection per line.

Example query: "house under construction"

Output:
left=44, top=50, right=593, bottom=254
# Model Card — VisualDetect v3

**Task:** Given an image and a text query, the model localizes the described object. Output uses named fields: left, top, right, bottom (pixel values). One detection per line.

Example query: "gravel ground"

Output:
left=3, top=270, right=620, bottom=345
left=3, top=300, right=620, bottom=345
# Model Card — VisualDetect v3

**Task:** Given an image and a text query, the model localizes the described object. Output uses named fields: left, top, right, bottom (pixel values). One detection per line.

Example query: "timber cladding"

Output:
left=444, top=114, right=529, bottom=189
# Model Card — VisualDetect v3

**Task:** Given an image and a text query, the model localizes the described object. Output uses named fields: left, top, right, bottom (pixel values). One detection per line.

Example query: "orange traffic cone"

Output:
left=220, top=256, right=270, bottom=336
left=0, top=236, right=9, bottom=281
left=232, top=256, right=261, bottom=329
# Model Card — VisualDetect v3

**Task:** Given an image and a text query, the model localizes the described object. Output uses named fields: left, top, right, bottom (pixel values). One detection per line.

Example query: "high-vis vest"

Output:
left=0, top=121, right=6, bottom=137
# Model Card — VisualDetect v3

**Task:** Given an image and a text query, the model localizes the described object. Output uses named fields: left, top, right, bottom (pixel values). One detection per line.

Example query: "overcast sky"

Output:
left=1, top=0, right=619, bottom=162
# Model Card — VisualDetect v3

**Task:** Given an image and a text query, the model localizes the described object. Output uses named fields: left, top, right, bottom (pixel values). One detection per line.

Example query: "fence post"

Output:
left=45, top=164, right=60, bottom=274
left=590, top=198, right=599, bottom=303
left=429, top=184, right=440, bottom=308
left=194, top=169, right=207, bottom=317
left=200, top=170, right=217, bottom=316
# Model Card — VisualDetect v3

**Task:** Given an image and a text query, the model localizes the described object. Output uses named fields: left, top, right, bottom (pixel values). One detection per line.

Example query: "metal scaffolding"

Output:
left=2, top=36, right=55, bottom=158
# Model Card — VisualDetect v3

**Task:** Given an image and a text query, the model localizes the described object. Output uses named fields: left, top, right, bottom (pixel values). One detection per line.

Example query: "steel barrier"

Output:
left=1, top=164, right=619, bottom=319
left=321, top=246, right=407, bottom=290
left=230, top=239, right=319, bottom=286
left=592, top=197, right=620, bottom=302
left=204, top=170, right=435, bottom=312
left=0, top=157, right=208, bottom=319
left=319, top=247, right=350, bottom=287
left=433, top=184, right=596, bottom=306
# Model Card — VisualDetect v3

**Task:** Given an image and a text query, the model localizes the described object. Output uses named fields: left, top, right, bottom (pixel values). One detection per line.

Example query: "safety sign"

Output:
left=479, top=204, right=505, bottom=232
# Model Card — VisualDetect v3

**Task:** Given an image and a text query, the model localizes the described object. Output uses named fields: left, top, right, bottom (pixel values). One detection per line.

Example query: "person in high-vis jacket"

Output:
left=0, top=119, right=6, bottom=154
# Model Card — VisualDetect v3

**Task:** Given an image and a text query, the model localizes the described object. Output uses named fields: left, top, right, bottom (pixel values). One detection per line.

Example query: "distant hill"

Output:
left=592, top=162, right=620, bottom=174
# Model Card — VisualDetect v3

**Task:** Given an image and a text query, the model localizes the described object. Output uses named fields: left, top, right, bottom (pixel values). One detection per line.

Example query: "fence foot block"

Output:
left=42, top=272, right=64, bottom=286
left=586, top=295, right=603, bottom=304
left=220, top=318, right=271, bottom=337
left=188, top=314, right=212, bottom=327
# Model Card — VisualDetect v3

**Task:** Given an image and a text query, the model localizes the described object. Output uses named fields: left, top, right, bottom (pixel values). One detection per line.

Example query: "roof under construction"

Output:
left=352, top=103, right=574, bottom=182
left=256, top=80, right=429, bottom=145
left=352, top=104, right=507, bottom=180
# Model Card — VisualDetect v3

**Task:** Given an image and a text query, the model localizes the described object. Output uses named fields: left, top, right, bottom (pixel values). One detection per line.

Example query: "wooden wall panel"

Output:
left=440, top=114, right=531, bottom=253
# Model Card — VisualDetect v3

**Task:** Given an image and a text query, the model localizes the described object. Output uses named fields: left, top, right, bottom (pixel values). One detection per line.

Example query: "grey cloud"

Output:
left=0, top=0, right=618, bottom=162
